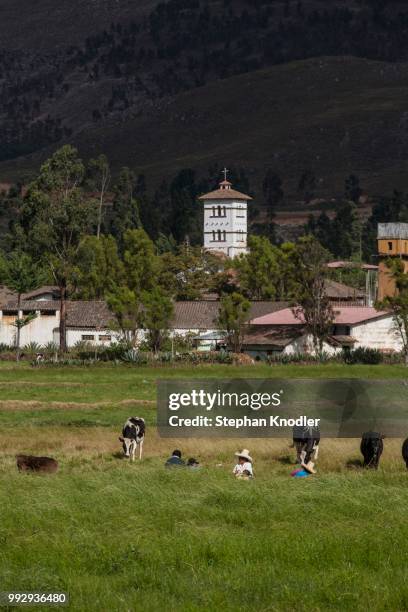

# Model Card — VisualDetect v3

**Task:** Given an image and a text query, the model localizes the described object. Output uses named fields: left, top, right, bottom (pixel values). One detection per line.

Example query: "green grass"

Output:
left=1, top=462, right=407, bottom=611
left=0, top=363, right=407, bottom=611
left=0, top=362, right=407, bottom=404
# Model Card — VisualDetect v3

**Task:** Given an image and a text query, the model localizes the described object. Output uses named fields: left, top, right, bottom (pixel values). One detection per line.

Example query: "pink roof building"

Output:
left=251, top=306, right=390, bottom=326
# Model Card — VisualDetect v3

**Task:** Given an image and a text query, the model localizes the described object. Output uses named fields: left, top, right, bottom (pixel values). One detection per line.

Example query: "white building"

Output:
left=0, top=288, right=119, bottom=349
left=0, top=284, right=400, bottom=359
left=244, top=306, right=403, bottom=360
left=198, top=176, right=251, bottom=258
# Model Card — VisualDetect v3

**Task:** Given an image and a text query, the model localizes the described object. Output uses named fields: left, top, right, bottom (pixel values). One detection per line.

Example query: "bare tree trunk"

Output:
left=59, top=285, right=67, bottom=353
left=97, top=192, right=104, bottom=239
left=96, top=168, right=109, bottom=239
left=16, top=293, right=21, bottom=362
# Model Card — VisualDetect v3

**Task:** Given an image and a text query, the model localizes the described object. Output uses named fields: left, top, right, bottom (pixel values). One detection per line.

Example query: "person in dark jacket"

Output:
left=165, top=449, right=185, bottom=467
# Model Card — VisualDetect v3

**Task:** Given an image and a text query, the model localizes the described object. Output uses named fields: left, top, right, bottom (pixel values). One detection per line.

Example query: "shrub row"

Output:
left=268, top=347, right=391, bottom=365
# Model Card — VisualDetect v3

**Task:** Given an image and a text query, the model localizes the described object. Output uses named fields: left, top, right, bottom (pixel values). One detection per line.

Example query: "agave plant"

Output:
left=121, top=349, right=148, bottom=365
left=22, top=341, right=43, bottom=356
left=43, top=341, right=59, bottom=357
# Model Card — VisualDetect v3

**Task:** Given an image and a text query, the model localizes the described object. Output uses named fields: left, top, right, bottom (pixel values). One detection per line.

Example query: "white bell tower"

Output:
left=198, top=168, right=251, bottom=258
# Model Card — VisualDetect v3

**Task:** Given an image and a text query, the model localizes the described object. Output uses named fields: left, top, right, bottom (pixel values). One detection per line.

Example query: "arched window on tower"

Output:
left=222, top=206, right=226, bottom=217
left=223, top=230, right=226, bottom=242
left=217, top=205, right=222, bottom=217
left=212, top=206, right=216, bottom=217
left=217, top=230, right=222, bottom=241
left=212, top=231, right=216, bottom=242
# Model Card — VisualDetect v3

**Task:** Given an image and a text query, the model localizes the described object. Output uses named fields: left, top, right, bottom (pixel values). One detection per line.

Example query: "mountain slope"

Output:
left=3, top=56, right=408, bottom=202
left=2, top=1, right=408, bottom=203
left=0, top=0, right=158, bottom=50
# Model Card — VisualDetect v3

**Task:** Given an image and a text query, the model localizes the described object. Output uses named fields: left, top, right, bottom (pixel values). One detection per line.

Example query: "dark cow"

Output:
left=119, top=417, right=145, bottom=461
left=360, top=432, right=384, bottom=469
left=16, top=455, right=58, bottom=473
left=292, top=425, right=320, bottom=464
left=402, top=438, right=408, bottom=469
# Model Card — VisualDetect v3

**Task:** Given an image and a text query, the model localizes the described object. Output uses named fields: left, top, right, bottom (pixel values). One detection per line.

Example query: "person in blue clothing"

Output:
left=165, top=449, right=185, bottom=467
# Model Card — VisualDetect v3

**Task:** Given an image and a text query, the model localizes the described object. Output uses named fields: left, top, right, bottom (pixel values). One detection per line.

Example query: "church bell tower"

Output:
left=198, top=169, right=251, bottom=258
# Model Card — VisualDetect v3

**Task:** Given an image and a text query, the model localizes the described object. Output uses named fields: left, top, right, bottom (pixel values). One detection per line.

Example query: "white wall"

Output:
left=64, top=329, right=120, bottom=348
left=283, top=335, right=340, bottom=356
left=350, top=316, right=402, bottom=351
left=0, top=310, right=60, bottom=347
left=0, top=310, right=119, bottom=349
left=203, top=199, right=248, bottom=258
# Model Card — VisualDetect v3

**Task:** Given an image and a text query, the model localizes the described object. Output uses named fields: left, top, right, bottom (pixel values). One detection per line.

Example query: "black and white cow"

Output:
left=402, top=438, right=408, bottom=469
left=360, top=431, right=384, bottom=469
left=292, top=425, right=320, bottom=464
left=119, top=417, right=145, bottom=461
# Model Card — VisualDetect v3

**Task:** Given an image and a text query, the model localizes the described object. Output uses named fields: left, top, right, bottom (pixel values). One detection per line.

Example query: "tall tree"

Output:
left=331, top=201, right=362, bottom=260
left=107, top=286, right=144, bottom=346
left=110, top=167, right=141, bottom=243
left=159, top=244, right=220, bottom=300
left=378, top=259, right=408, bottom=363
left=345, top=174, right=362, bottom=204
left=168, top=169, right=200, bottom=244
left=74, top=235, right=124, bottom=299
left=263, top=170, right=283, bottom=213
left=122, top=229, right=161, bottom=293
left=216, top=292, right=251, bottom=353
left=0, top=251, right=45, bottom=360
left=142, top=287, right=174, bottom=352
left=234, top=235, right=280, bottom=299
left=275, top=242, right=300, bottom=300
left=292, top=236, right=334, bottom=354
left=87, top=154, right=111, bottom=238
left=20, top=145, right=95, bottom=352
left=298, top=170, right=316, bottom=204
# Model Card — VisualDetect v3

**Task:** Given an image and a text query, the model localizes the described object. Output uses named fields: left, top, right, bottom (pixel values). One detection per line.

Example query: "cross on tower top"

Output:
left=221, top=167, right=229, bottom=182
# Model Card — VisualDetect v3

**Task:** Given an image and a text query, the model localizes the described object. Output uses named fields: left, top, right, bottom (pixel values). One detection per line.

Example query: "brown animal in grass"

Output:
left=16, top=455, right=58, bottom=473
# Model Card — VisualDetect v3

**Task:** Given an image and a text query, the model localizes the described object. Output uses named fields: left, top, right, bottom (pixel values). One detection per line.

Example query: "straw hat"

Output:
left=235, top=449, right=252, bottom=462
left=301, top=461, right=316, bottom=474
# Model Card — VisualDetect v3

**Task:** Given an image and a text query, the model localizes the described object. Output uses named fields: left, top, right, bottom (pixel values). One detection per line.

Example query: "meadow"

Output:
left=0, top=363, right=407, bottom=611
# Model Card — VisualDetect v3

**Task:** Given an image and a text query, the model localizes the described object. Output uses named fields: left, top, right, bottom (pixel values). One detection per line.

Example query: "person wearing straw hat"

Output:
left=233, top=449, right=253, bottom=479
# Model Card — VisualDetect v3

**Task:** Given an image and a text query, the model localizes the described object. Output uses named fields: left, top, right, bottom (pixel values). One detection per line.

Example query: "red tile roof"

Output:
left=242, top=325, right=303, bottom=348
left=22, top=286, right=60, bottom=300
left=172, top=300, right=289, bottom=330
left=324, top=279, right=365, bottom=300
left=252, top=306, right=390, bottom=326
left=2, top=299, right=114, bottom=328
left=198, top=181, right=252, bottom=201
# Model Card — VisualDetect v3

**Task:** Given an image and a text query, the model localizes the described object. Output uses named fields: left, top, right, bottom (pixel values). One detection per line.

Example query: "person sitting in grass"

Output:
left=186, top=457, right=201, bottom=469
left=233, top=449, right=253, bottom=479
left=165, top=449, right=185, bottom=467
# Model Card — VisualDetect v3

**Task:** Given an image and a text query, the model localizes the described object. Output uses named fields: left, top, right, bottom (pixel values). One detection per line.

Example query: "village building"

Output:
left=0, top=290, right=118, bottom=348
left=0, top=219, right=399, bottom=355
left=377, top=222, right=408, bottom=301
left=243, top=306, right=401, bottom=360
left=0, top=279, right=393, bottom=355
left=198, top=170, right=251, bottom=258
left=172, top=300, right=289, bottom=351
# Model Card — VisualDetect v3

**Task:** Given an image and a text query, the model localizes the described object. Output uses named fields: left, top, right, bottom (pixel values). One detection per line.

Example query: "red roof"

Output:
left=327, top=261, right=379, bottom=271
left=251, top=306, right=390, bottom=326
left=198, top=180, right=252, bottom=201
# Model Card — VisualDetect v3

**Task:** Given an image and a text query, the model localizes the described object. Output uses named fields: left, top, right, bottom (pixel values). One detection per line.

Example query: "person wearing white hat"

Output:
left=233, top=449, right=253, bottom=478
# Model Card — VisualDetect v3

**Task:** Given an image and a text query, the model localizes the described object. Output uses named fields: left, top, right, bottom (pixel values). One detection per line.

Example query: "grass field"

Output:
left=0, top=363, right=407, bottom=611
